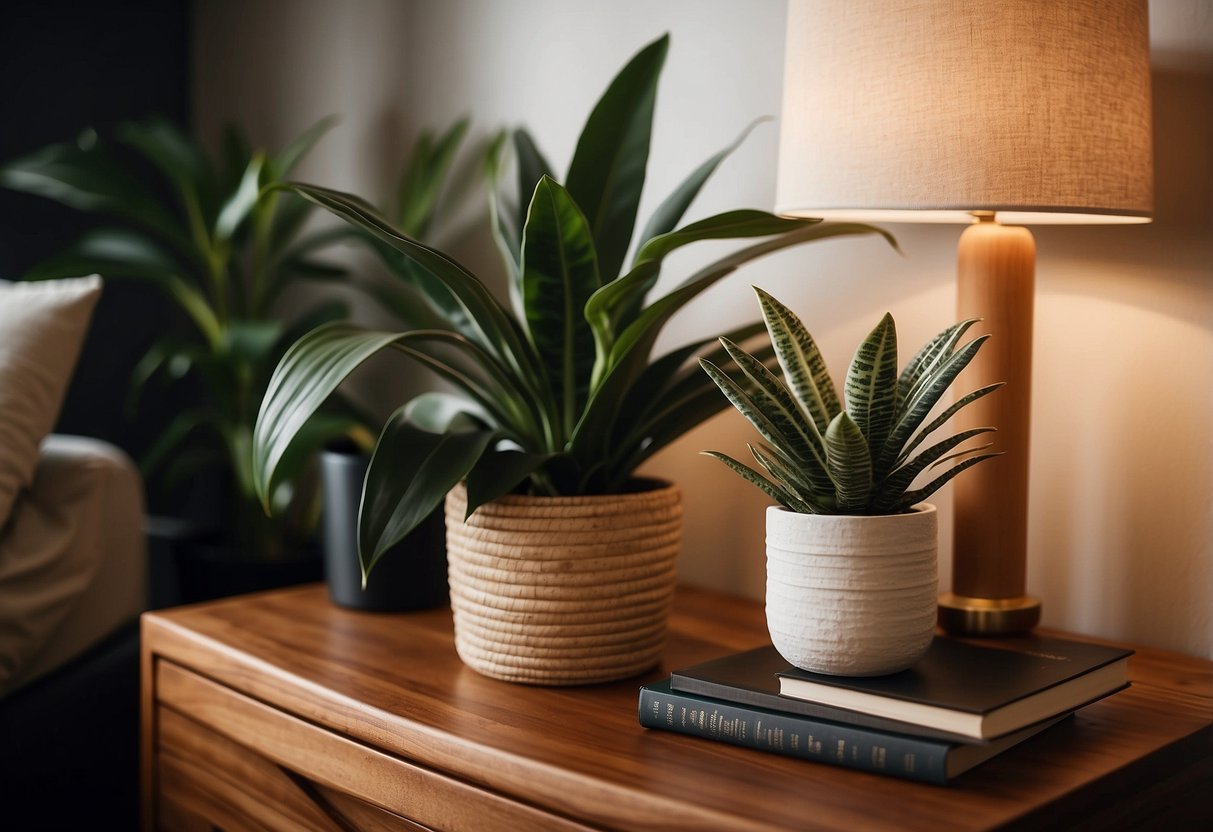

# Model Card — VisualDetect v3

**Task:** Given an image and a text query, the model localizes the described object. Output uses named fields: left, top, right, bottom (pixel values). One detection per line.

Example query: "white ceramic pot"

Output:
left=765, top=504, right=937, bottom=676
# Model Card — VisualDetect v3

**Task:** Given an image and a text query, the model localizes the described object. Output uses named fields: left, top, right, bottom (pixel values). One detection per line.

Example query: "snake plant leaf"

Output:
left=897, top=318, right=980, bottom=407
left=879, top=334, right=990, bottom=472
left=719, top=337, right=833, bottom=495
left=513, top=127, right=555, bottom=243
left=699, top=358, right=807, bottom=465
left=897, top=451, right=1003, bottom=512
left=359, top=407, right=496, bottom=579
left=824, top=411, right=872, bottom=512
left=870, top=427, right=996, bottom=514
left=633, top=117, right=769, bottom=257
left=888, top=382, right=1004, bottom=471
left=749, top=443, right=833, bottom=513
left=397, top=117, right=468, bottom=239
left=700, top=451, right=812, bottom=513
left=520, top=176, right=601, bottom=440
left=285, top=182, right=544, bottom=391
left=845, top=312, right=898, bottom=462
left=755, top=285, right=840, bottom=434
left=566, top=34, right=667, bottom=282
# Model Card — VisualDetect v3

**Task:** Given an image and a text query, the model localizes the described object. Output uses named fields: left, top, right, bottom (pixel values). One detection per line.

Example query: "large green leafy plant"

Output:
left=702, top=287, right=1002, bottom=515
left=0, top=118, right=361, bottom=557
left=252, top=34, right=892, bottom=577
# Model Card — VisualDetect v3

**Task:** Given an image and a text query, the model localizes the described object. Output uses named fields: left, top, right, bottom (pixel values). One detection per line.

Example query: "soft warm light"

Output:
left=776, top=0, right=1154, bottom=225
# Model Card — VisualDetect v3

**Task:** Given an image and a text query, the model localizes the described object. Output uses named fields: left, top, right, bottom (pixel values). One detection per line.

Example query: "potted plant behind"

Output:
left=0, top=118, right=364, bottom=603
left=701, top=287, right=1002, bottom=676
left=252, top=34, right=893, bottom=685
left=320, top=118, right=473, bottom=613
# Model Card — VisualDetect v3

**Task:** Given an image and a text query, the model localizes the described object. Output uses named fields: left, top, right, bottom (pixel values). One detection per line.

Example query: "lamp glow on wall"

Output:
left=776, top=0, right=1153, bottom=634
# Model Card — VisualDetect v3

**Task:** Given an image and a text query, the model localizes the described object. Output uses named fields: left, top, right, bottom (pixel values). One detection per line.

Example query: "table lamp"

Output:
left=775, top=0, right=1153, bottom=634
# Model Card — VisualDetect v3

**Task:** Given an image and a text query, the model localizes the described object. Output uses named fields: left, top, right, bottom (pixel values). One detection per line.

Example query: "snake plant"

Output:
left=702, top=287, right=1002, bottom=515
left=252, top=34, right=893, bottom=578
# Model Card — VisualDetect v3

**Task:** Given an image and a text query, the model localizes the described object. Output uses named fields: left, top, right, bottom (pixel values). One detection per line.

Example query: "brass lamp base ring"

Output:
left=937, top=593, right=1041, bottom=636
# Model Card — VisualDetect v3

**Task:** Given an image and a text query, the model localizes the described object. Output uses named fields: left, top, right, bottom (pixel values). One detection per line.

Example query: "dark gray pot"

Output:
left=320, top=447, right=448, bottom=611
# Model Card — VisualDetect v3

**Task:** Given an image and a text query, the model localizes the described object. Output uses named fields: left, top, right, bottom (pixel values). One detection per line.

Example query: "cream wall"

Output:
left=194, top=0, right=1213, bottom=658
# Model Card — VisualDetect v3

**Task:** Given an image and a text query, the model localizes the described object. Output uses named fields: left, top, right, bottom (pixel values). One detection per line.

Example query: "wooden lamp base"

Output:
left=942, top=215, right=1041, bottom=636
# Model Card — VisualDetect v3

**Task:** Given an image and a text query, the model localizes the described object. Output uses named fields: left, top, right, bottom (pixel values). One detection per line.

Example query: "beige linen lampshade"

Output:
left=776, top=0, right=1153, bottom=634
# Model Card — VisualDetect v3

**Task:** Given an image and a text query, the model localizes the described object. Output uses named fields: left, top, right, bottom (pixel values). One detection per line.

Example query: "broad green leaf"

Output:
left=566, top=34, right=668, bottom=281
left=512, top=128, right=554, bottom=245
left=359, top=408, right=496, bottom=577
left=483, top=130, right=521, bottom=287
left=520, top=176, right=601, bottom=439
left=634, top=210, right=817, bottom=266
left=574, top=223, right=889, bottom=470
left=755, top=285, right=840, bottom=434
left=398, top=117, right=468, bottom=238
left=845, top=313, right=898, bottom=462
left=633, top=117, right=768, bottom=256
left=388, top=333, right=532, bottom=436
left=403, top=392, right=491, bottom=432
left=253, top=323, right=408, bottom=504
left=223, top=319, right=284, bottom=364
left=117, top=117, right=214, bottom=219
left=284, top=182, right=544, bottom=392
left=701, top=451, right=810, bottom=513
left=215, top=152, right=266, bottom=241
left=273, top=115, right=339, bottom=179
left=464, top=447, right=556, bottom=517
left=0, top=139, right=194, bottom=254
left=824, top=412, right=871, bottom=512
left=141, top=408, right=222, bottom=478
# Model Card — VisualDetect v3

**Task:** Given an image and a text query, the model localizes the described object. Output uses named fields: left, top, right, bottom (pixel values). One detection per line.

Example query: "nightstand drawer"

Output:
left=153, top=660, right=590, bottom=832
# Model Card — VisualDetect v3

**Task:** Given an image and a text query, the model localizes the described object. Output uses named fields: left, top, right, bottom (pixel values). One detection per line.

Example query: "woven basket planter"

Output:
left=444, top=480, right=682, bottom=685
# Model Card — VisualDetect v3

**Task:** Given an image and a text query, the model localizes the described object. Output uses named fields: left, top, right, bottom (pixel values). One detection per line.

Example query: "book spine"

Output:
left=639, top=684, right=949, bottom=784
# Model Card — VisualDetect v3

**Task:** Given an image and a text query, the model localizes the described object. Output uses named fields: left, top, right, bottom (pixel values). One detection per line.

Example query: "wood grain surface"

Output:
left=142, top=585, right=1213, bottom=831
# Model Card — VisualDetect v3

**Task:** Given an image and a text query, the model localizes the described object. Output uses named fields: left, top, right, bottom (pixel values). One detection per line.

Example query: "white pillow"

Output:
left=0, top=276, right=102, bottom=525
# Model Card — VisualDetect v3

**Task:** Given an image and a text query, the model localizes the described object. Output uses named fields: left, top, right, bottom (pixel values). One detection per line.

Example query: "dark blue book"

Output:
left=638, top=679, right=1063, bottom=784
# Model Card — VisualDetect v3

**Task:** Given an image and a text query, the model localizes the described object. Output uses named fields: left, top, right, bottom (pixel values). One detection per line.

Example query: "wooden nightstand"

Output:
left=141, top=585, right=1212, bottom=831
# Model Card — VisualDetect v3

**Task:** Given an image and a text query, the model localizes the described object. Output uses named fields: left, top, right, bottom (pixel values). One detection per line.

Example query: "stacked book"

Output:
left=638, top=634, right=1132, bottom=784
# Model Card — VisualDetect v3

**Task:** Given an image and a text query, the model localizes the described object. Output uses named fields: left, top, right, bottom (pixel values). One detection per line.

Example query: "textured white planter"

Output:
left=444, top=481, right=682, bottom=685
left=765, top=504, right=937, bottom=676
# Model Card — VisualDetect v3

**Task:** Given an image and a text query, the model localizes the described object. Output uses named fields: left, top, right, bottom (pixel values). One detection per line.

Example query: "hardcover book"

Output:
left=672, top=635, right=1131, bottom=742
left=638, top=679, right=1064, bottom=785
left=672, top=645, right=974, bottom=743
left=777, top=635, right=1131, bottom=740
